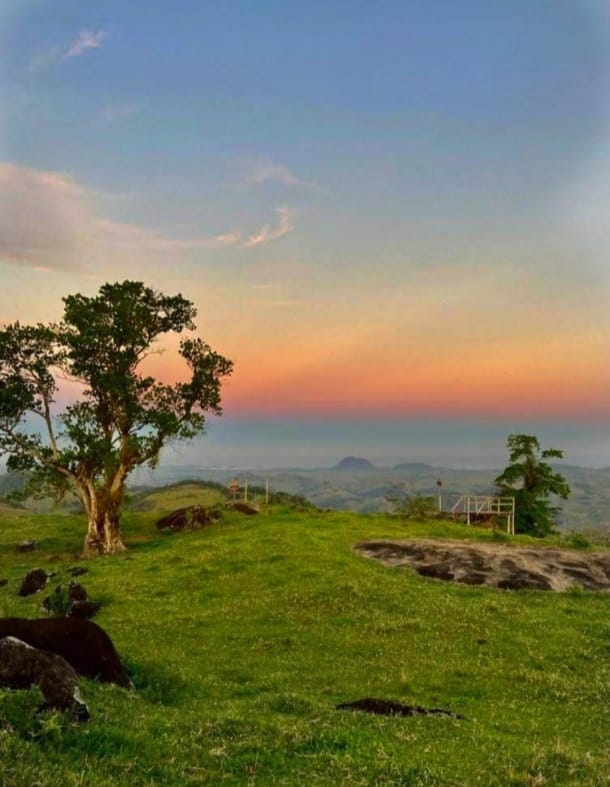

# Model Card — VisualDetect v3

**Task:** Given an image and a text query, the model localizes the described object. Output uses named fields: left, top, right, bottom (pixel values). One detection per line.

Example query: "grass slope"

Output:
left=0, top=492, right=608, bottom=786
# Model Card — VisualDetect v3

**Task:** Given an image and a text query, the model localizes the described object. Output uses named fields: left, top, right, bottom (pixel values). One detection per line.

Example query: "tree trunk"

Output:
left=82, top=514, right=105, bottom=558
left=80, top=482, right=127, bottom=557
left=103, top=490, right=127, bottom=555
left=81, top=483, right=105, bottom=558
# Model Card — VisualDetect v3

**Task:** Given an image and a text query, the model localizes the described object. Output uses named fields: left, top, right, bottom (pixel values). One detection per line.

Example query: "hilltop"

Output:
left=123, top=461, right=610, bottom=537
left=3, top=459, right=610, bottom=536
left=334, top=456, right=376, bottom=471
left=0, top=484, right=608, bottom=785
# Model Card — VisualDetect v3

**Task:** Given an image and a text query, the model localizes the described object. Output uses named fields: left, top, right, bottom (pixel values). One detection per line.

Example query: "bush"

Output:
left=386, top=492, right=436, bottom=520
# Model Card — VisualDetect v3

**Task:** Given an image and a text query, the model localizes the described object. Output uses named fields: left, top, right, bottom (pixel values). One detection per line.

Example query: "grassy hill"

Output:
left=0, top=486, right=608, bottom=786
left=4, top=461, right=610, bottom=534
left=166, top=463, right=610, bottom=536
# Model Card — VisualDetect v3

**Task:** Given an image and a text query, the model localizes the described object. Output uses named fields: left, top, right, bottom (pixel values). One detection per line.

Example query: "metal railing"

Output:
left=449, top=495, right=516, bottom=534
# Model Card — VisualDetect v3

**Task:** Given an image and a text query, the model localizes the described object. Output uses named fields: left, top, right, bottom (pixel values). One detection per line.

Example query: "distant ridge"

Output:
left=334, top=456, right=376, bottom=471
left=392, top=462, right=434, bottom=473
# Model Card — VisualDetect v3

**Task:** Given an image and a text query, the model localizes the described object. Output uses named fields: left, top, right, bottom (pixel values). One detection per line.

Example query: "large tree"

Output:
left=0, top=281, right=233, bottom=557
left=494, top=434, right=571, bottom=537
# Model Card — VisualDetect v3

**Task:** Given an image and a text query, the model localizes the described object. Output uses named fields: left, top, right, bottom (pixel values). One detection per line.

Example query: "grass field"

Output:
left=0, top=487, right=608, bottom=786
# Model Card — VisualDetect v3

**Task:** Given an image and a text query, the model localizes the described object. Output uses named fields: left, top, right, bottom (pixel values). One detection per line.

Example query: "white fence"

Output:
left=447, top=495, right=516, bottom=534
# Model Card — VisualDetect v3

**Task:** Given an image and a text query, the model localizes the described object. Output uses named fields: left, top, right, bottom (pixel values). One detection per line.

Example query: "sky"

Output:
left=1, top=1, right=609, bottom=468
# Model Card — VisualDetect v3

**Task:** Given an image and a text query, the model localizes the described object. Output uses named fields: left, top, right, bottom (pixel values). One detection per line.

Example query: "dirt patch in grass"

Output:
left=355, top=539, right=610, bottom=591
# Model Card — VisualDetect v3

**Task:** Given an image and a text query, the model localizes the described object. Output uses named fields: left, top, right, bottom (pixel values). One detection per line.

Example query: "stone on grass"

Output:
left=156, top=505, right=222, bottom=531
left=17, top=540, right=36, bottom=553
left=0, top=617, right=132, bottom=688
left=67, top=600, right=101, bottom=619
left=17, top=569, right=48, bottom=597
left=0, top=636, right=89, bottom=721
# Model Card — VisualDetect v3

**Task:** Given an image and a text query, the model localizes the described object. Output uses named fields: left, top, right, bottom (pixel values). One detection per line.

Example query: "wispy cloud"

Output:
left=27, top=29, right=108, bottom=72
left=62, top=29, right=108, bottom=60
left=214, top=231, right=242, bottom=247
left=243, top=208, right=294, bottom=248
left=243, top=159, right=318, bottom=189
left=0, top=163, right=296, bottom=272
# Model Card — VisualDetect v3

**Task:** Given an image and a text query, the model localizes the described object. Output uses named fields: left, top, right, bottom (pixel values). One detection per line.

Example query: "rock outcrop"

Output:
left=355, top=539, right=610, bottom=591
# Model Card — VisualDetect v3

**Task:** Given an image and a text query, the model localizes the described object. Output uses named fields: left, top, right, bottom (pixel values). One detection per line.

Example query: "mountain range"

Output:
left=127, top=457, right=610, bottom=537
left=2, top=457, right=608, bottom=537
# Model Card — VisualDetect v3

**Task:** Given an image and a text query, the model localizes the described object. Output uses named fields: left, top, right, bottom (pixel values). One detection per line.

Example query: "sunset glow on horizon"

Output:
left=1, top=1, right=609, bottom=465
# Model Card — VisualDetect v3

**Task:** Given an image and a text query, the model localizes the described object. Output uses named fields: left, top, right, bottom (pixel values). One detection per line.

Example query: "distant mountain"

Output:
left=4, top=461, right=609, bottom=537
left=392, top=462, right=434, bottom=473
left=334, top=456, right=376, bottom=471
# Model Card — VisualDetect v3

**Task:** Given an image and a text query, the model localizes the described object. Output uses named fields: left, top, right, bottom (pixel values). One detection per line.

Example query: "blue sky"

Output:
left=1, top=1, right=609, bottom=467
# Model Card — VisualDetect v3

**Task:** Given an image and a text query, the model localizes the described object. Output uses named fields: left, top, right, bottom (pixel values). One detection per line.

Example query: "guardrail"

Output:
left=448, top=495, right=516, bottom=534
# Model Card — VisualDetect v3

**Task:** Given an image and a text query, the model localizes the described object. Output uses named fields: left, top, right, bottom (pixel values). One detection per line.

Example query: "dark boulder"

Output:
left=17, top=569, right=48, bottom=597
left=67, top=600, right=101, bottom=619
left=157, top=505, right=222, bottom=531
left=17, top=540, right=36, bottom=553
left=0, top=636, right=89, bottom=721
left=0, top=618, right=132, bottom=688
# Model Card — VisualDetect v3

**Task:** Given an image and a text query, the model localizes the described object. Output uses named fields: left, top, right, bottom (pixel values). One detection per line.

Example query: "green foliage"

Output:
left=40, top=584, right=72, bottom=616
left=0, top=281, right=233, bottom=554
left=495, top=434, right=571, bottom=537
left=0, top=506, right=607, bottom=785
left=386, top=491, right=437, bottom=520
left=563, top=531, right=592, bottom=550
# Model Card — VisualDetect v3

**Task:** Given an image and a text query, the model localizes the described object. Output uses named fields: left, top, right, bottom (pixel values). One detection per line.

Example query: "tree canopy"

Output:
left=494, top=434, right=571, bottom=537
left=0, top=281, right=233, bottom=556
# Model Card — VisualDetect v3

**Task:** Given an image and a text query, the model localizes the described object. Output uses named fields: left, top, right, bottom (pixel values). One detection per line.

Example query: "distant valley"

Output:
left=132, top=456, right=610, bottom=537
left=2, top=456, right=608, bottom=537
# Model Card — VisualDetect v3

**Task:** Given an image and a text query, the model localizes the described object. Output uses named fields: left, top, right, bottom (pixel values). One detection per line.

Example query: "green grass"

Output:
left=0, top=495, right=608, bottom=786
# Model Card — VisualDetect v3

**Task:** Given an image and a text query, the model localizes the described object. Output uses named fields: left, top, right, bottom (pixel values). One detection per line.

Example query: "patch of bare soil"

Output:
left=336, top=698, right=465, bottom=719
left=354, top=539, right=610, bottom=591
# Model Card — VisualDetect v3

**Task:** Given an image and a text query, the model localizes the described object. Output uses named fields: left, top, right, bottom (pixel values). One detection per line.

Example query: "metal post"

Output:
left=265, top=479, right=269, bottom=505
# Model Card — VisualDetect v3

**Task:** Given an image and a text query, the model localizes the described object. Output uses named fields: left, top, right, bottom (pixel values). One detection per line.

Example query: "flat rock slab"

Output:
left=355, top=539, right=610, bottom=591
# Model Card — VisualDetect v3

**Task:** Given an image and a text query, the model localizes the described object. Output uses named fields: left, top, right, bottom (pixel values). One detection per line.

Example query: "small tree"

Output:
left=0, top=281, right=233, bottom=557
left=494, top=434, right=571, bottom=537
left=386, top=489, right=436, bottom=520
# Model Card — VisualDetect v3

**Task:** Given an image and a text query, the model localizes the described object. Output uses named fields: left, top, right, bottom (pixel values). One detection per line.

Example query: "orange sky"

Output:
left=2, top=1, right=610, bottom=439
